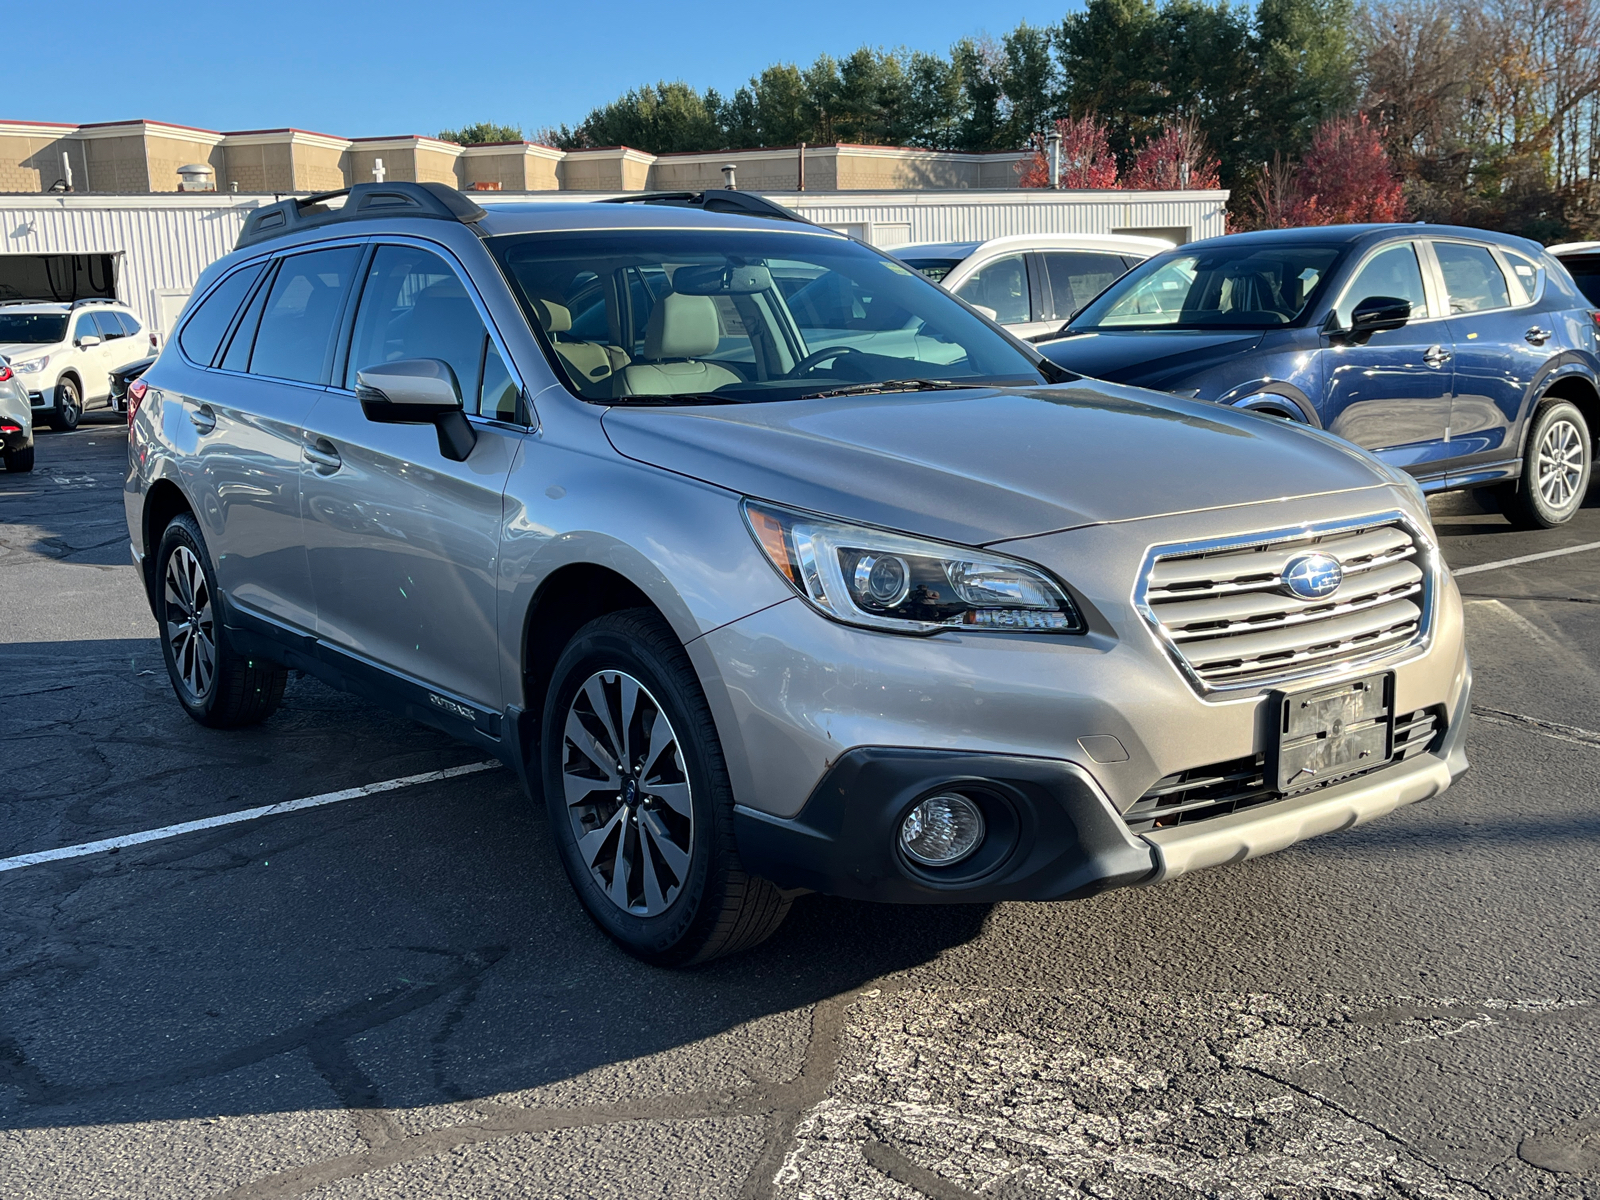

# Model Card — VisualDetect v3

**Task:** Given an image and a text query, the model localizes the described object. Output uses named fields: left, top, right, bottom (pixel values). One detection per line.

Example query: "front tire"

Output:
left=1500, top=400, right=1591, bottom=528
left=154, top=514, right=288, bottom=728
left=48, top=378, right=81, bottom=432
left=3, top=446, right=33, bottom=472
left=540, top=609, right=790, bottom=966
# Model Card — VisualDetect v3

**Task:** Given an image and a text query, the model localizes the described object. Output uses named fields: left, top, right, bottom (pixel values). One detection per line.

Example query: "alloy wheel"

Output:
left=1537, top=418, right=1585, bottom=510
left=561, top=670, right=694, bottom=917
left=164, top=544, right=216, bottom=702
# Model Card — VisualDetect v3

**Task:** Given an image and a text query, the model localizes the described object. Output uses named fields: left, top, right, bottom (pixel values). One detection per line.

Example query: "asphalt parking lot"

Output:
left=3, top=419, right=1599, bottom=1200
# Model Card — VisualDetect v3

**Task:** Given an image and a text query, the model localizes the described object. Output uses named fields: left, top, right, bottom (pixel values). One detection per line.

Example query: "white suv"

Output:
left=0, top=301, right=158, bottom=431
left=897, top=234, right=1174, bottom=341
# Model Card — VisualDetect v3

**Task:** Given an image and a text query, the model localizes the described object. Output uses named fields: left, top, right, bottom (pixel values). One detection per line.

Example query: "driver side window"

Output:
left=1334, top=243, right=1427, bottom=328
left=954, top=255, right=1030, bottom=325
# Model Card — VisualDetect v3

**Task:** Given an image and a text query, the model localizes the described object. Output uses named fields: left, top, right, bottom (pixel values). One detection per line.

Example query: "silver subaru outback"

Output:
left=125, top=183, right=1471, bottom=965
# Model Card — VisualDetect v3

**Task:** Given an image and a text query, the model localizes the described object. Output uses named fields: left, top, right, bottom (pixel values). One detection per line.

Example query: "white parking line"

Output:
left=0, top=761, right=501, bottom=875
left=1454, top=540, right=1600, bottom=577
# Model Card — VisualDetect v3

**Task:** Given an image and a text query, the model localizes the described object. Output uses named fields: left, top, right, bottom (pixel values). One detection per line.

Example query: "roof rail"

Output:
left=236, top=181, right=489, bottom=250
left=68, top=298, right=119, bottom=310
left=600, top=190, right=814, bottom=226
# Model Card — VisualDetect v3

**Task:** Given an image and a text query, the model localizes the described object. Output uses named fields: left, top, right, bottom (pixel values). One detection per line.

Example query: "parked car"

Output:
left=127, top=184, right=1470, bottom=965
left=0, top=355, right=33, bottom=471
left=896, top=234, right=1172, bottom=340
left=0, top=300, right=160, bottom=431
left=1548, top=241, right=1600, bottom=306
left=1037, top=225, right=1600, bottom=528
left=110, top=354, right=158, bottom=416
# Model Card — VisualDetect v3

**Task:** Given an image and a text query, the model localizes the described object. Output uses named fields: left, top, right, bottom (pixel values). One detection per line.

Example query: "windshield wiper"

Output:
left=796, top=379, right=980, bottom=401
left=607, top=392, right=743, bottom=407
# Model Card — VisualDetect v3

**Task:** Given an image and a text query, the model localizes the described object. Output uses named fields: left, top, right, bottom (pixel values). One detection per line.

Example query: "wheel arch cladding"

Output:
left=521, top=564, right=659, bottom=724
left=1540, top=374, right=1600, bottom=451
left=142, top=479, right=195, bottom=606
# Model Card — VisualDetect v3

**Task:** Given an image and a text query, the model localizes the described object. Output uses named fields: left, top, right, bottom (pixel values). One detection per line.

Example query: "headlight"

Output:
left=10, top=354, right=48, bottom=374
left=743, top=500, right=1083, bottom=635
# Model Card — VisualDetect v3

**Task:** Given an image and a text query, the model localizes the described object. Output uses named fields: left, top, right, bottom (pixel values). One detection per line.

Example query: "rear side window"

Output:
left=248, top=246, right=360, bottom=384
left=92, top=311, right=124, bottom=340
left=1042, top=251, right=1127, bottom=321
left=1435, top=242, right=1511, bottom=314
left=116, top=311, right=141, bottom=337
left=1501, top=251, right=1543, bottom=305
left=179, top=265, right=264, bottom=366
left=345, top=245, right=494, bottom=413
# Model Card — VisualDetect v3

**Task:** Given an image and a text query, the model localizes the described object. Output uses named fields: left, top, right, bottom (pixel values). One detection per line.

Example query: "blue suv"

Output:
left=1037, top=225, right=1600, bottom=527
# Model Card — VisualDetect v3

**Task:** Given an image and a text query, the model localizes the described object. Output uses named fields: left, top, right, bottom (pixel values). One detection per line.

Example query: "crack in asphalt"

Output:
left=1471, top=705, right=1600, bottom=749
left=208, top=988, right=863, bottom=1200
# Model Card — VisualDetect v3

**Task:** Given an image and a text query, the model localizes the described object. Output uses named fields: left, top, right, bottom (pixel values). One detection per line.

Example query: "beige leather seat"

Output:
left=529, top=297, right=628, bottom=389
left=620, top=293, right=742, bottom=397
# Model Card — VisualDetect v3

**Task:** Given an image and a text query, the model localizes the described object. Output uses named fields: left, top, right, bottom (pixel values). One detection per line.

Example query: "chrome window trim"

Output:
left=1131, top=509, right=1440, bottom=701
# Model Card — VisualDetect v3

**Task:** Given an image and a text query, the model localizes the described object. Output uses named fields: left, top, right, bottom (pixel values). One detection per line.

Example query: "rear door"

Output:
left=951, top=253, right=1043, bottom=336
left=1429, top=240, right=1551, bottom=480
left=1321, top=239, right=1454, bottom=477
left=299, top=240, right=523, bottom=715
left=181, top=244, right=362, bottom=633
left=91, top=311, right=137, bottom=398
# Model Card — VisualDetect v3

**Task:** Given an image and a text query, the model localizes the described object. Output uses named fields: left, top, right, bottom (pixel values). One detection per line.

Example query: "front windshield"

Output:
left=487, top=229, right=1055, bottom=404
left=0, top=313, right=67, bottom=344
left=1069, top=245, right=1345, bottom=331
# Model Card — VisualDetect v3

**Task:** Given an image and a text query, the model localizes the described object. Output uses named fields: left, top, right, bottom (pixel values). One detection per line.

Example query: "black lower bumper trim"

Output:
left=734, top=748, right=1157, bottom=904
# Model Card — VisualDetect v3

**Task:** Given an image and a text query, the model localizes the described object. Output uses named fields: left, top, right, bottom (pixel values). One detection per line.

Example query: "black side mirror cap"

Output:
left=1349, top=296, right=1412, bottom=339
left=356, top=358, right=478, bottom=462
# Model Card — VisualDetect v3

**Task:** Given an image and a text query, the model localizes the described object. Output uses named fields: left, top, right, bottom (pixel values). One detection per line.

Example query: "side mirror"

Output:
left=77, top=334, right=102, bottom=348
left=970, top=304, right=999, bottom=322
left=355, top=358, right=477, bottom=462
left=1349, top=295, right=1411, bottom=338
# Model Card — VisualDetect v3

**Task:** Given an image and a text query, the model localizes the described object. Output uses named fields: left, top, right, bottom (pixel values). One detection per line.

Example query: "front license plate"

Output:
left=1269, top=672, right=1393, bottom=793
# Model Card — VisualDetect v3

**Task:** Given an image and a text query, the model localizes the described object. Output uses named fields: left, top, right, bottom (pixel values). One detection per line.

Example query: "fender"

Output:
left=1514, top=352, right=1600, bottom=458
left=1216, top=379, right=1320, bottom=426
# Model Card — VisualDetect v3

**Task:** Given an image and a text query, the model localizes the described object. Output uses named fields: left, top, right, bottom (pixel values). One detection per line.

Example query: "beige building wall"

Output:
left=143, top=130, right=227, bottom=192
left=80, top=131, right=152, bottom=194
left=222, top=141, right=294, bottom=192
left=413, top=143, right=462, bottom=185
left=833, top=148, right=979, bottom=190
left=0, top=128, right=87, bottom=193
left=460, top=144, right=565, bottom=191
left=292, top=141, right=348, bottom=191
left=979, top=153, right=1031, bottom=188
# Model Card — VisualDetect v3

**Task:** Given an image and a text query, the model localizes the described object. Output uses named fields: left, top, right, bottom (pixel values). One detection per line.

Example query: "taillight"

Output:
left=127, top=378, right=149, bottom=426
left=149, top=333, right=159, bottom=349
left=0, top=364, right=11, bottom=382
left=1591, top=311, right=1600, bottom=328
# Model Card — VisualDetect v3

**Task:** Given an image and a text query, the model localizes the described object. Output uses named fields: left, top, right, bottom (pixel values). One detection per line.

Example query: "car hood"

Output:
left=1037, top=329, right=1265, bottom=389
left=600, top=381, right=1391, bottom=546
left=0, top=343, right=56, bottom=360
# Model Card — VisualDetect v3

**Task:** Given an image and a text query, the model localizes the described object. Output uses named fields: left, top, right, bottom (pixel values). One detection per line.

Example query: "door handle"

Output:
left=1525, top=326, right=1552, bottom=345
left=304, top=438, right=342, bottom=473
left=188, top=404, right=215, bottom=433
left=1423, top=345, right=1451, bottom=367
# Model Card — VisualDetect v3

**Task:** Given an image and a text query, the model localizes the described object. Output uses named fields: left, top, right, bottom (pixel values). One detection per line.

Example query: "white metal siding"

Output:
left=764, top=190, right=1229, bottom=248
left=0, top=195, right=266, bottom=333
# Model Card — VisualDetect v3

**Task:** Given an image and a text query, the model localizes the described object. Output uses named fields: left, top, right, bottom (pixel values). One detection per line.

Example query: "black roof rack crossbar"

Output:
left=600, top=190, right=813, bottom=226
left=236, top=181, right=489, bottom=249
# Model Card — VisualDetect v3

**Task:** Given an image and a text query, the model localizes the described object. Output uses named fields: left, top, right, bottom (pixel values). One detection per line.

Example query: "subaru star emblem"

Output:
left=1282, top=553, right=1343, bottom=600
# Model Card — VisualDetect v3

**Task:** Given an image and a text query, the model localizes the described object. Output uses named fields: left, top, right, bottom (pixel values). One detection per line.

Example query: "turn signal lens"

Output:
left=742, top=500, right=1082, bottom=636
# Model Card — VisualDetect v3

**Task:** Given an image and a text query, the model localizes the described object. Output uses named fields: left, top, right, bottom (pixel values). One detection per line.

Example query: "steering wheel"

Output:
left=787, top=345, right=873, bottom=379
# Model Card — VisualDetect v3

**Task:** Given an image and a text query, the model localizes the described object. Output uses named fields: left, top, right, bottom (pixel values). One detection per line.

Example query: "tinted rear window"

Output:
left=247, top=247, right=360, bottom=384
left=93, top=311, right=124, bottom=339
left=1564, top=259, right=1600, bottom=306
left=179, top=265, right=264, bottom=366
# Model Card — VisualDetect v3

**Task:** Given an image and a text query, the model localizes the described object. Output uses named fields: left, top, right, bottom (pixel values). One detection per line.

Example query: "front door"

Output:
left=300, top=242, right=522, bottom=713
left=1322, top=240, right=1454, bottom=476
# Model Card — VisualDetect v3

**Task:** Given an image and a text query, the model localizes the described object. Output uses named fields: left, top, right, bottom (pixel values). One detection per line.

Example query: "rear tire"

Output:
left=1499, top=400, right=1591, bottom=529
left=540, top=609, right=790, bottom=966
left=48, top=378, right=81, bottom=432
left=154, top=514, right=288, bottom=728
left=3, top=446, right=33, bottom=472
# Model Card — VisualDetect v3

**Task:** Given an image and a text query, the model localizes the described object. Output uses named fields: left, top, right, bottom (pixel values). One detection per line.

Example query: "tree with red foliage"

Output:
left=1249, top=114, right=1406, bottom=228
left=1124, top=118, right=1221, bottom=190
left=1017, top=114, right=1120, bottom=189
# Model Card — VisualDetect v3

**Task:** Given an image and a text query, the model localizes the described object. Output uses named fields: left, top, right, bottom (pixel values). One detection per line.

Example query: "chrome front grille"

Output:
left=1122, top=706, right=1445, bottom=832
left=1138, top=515, right=1433, bottom=693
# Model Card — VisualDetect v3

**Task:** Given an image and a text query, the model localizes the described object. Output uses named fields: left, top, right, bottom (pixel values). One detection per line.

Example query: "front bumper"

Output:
left=734, top=661, right=1471, bottom=902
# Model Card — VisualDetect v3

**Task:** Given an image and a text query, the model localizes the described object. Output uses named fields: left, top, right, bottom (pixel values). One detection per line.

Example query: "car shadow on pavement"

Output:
left=0, top=635, right=993, bottom=1133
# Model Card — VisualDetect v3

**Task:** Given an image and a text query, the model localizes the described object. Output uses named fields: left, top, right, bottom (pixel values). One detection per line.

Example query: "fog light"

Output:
left=899, top=793, right=985, bottom=866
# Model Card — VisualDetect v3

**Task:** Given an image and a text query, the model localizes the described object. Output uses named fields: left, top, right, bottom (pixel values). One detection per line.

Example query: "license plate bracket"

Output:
left=1268, top=672, right=1394, bottom=793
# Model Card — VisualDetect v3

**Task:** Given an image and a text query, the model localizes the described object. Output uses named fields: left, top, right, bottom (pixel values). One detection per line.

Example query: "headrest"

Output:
left=643, top=292, right=720, bottom=359
left=416, top=277, right=471, bottom=303
left=529, top=297, right=572, bottom=334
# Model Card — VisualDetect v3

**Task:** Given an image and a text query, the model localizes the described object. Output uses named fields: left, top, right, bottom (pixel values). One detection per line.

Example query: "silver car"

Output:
left=125, top=183, right=1471, bottom=965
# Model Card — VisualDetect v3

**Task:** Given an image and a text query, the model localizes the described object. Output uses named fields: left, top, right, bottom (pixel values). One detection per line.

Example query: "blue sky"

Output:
left=8, top=1, right=1072, bottom=138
